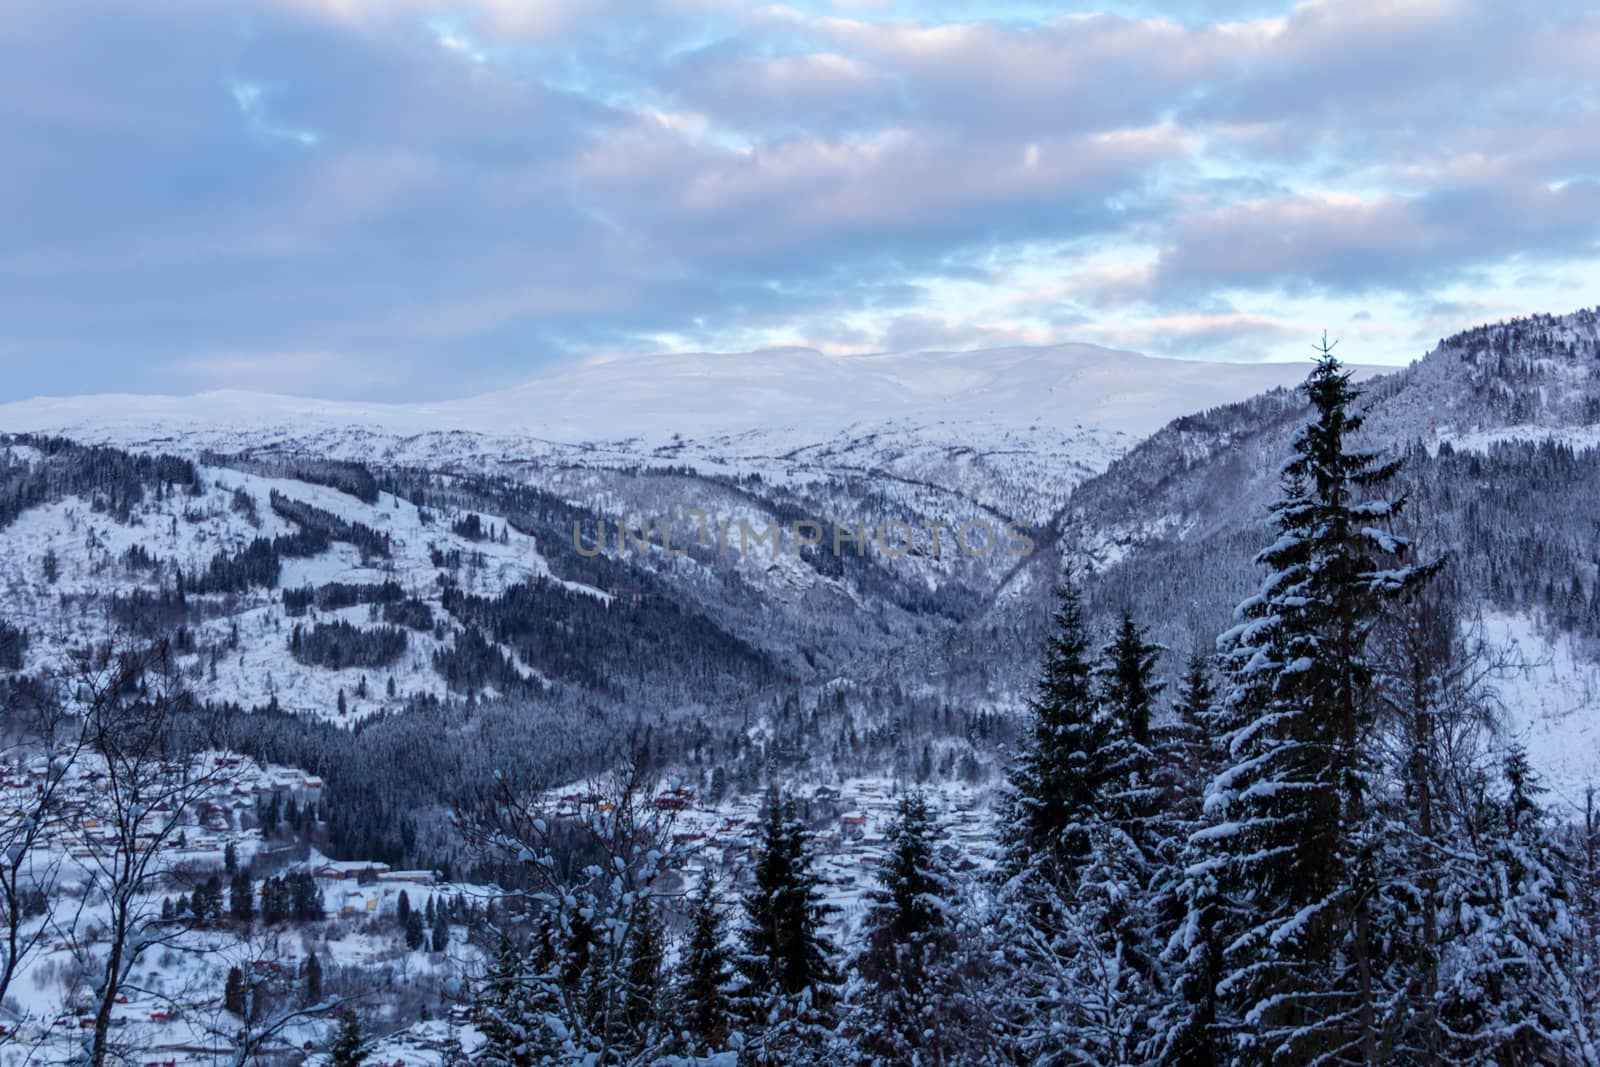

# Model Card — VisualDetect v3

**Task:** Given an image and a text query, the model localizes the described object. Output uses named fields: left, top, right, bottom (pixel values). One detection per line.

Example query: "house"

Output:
left=315, top=860, right=390, bottom=881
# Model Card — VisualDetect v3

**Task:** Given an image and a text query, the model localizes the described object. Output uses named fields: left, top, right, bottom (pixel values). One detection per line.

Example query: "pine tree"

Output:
left=676, top=874, right=733, bottom=1055
left=405, top=907, right=425, bottom=951
left=1195, top=342, right=1431, bottom=1065
left=224, top=965, right=247, bottom=1017
left=305, top=950, right=323, bottom=1005
left=396, top=889, right=411, bottom=930
left=432, top=908, right=449, bottom=952
left=1148, top=650, right=1227, bottom=1067
left=1094, top=611, right=1166, bottom=850
left=293, top=870, right=324, bottom=921
left=476, top=938, right=535, bottom=1067
left=326, top=1009, right=369, bottom=1067
left=737, top=791, right=840, bottom=1059
left=230, top=871, right=255, bottom=924
left=1000, top=576, right=1103, bottom=882
left=845, top=791, right=968, bottom=1064
left=1435, top=748, right=1600, bottom=1064
left=622, top=900, right=665, bottom=1045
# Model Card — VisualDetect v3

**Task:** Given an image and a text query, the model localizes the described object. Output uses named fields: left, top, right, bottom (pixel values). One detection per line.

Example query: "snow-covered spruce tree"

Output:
left=1194, top=342, right=1431, bottom=1065
left=326, top=1009, right=370, bottom=1067
left=464, top=754, right=690, bottom=1064
left=735, top=791, right=840, bottom=1063
left=1435, top=748, right=1600, bottom=1065
left=843, top=790, right=972, bottom=1065
left=674, top=873, right=734, bottom=1057
left=621, top=899, right=665, bottom=1046
left=475, top=936, right=539, bottom=1067
left=998, top=576, right=1104, bottom=884
left=1147, top=651, right=1229, bottom=1067
left=989, top=590, right=1172, bottom=1064
left=1366, top=569, right=1496, bottom=1063
left=1095, top=611, right=1166, bottom=848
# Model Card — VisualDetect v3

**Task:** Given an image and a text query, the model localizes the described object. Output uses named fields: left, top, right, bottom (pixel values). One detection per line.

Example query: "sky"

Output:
left=1, top=0, right=1598, bottom=402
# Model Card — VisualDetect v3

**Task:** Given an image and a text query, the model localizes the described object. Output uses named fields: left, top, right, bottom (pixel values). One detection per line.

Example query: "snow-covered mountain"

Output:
left=5, top=307, right=1600, bottom=889
left=0, top=341, right=1323, bottom=448
left=930, top=306, right=1600, bottom=801
left=0, top=343, right=1338, bottom=560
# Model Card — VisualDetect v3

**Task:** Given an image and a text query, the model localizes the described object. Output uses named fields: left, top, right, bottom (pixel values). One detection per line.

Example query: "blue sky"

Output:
left=2, top=0, right=1597, bottom=401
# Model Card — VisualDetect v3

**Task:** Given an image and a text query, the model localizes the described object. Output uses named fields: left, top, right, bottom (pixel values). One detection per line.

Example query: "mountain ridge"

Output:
left=0, top=341, right=1374, bottom=448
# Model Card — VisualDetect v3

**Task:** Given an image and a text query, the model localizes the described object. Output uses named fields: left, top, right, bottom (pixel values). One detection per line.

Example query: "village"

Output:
left=0, top=735, right=998, bottom=1066
left=0, top=748, right=485, bottom=1066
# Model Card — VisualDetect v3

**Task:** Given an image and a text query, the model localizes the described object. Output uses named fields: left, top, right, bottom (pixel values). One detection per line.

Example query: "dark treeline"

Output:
left=289, top=620, right=408, bottom=670
left=201, top=452, right=382, bottom=504
left=268, top=490, right=390, bottom=560
left=190, top=493, right=392, bottom=596
left=0, top=434, right=199, bottom=529
left=283, top=579, right=405, bottom=616
left=0, top=621, right=25, bottom=671
left=440, top=579, right=779, bottom=702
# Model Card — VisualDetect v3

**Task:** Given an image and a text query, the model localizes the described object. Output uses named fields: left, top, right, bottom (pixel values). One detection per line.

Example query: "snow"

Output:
left=1479, top=612, right=1600, bottom=812
left=0, top=464, right=580, bottom=722
left=0, top=343, right=1323, bottom=447
left=0, top=345, right=1335, bottom=539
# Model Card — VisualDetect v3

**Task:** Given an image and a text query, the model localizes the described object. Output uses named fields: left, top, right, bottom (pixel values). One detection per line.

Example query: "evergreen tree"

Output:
left=999, top=576, right=1103, bottom=882
left=1094, top=611, right=1166, bottom=850
left=737, top=791, right=839, bottom=1058
left=397, top=889, right=411, bottom=930
left=292, top=870, right=325, bottom=921
left=305, top=950, right=323, bottom=1005
left=622, top=901, right=665, bottom=1044
left=1148, top=651, right=1228, bottom=1067
left=230, top=871, right=255, bottom=924
left=844, top=791, right=969, bottom=1064
left=1098, top=612, right=1164, bottom=749
left=676, top=874, right=733, bottom=1055
left=224, top=965, right=247, bottom=1017
left=326, top=1009, right=369, bottom=1067
left=405, top=907, right=426, bottom=951
left=432, top=908, right=449, bottom=952
left=1434, top=748, right=1599, bottom=1064
left=203, top=874, right=224, bottom=920
left=476, top=938, right=535, bottom=1067
left=1194, top=342, right=1431, bottom=1065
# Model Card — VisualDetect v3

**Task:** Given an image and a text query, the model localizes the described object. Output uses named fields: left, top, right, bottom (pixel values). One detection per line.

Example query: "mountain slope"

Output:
left=902, top=306, right=1600, bottom=798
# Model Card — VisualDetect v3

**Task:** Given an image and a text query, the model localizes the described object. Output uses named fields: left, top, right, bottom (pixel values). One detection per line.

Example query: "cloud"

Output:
left=1147, top=180, right=1600, bottom=297
left=877, top=313, right=1050, bottom=353
left=165, top=349, right=399, bottom=395
left=1, top=0, right=1599, bottom=397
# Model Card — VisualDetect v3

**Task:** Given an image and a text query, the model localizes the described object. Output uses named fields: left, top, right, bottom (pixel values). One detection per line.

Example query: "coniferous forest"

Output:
left=10, top=0, right=1600, bottom=1057
left=450, top=349, right=1600, bottom=1065
left=6, top=322, right=1600, bottom=1064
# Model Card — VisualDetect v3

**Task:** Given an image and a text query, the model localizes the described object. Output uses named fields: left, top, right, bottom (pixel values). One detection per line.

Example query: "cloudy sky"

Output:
left=2, top=0, right=1598, bottom=401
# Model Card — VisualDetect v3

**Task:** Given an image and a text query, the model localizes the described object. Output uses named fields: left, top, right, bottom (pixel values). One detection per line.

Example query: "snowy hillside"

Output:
left=919, top=306, right=1600, bottom=791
